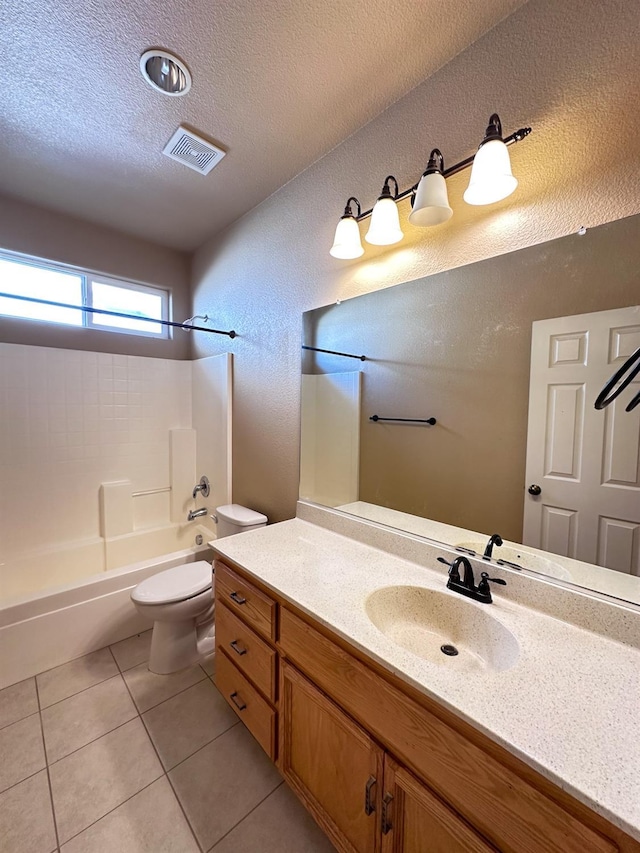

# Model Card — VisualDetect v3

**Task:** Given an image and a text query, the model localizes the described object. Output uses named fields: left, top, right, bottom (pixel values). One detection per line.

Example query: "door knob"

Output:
left=528, top=484, right=542, bottom=496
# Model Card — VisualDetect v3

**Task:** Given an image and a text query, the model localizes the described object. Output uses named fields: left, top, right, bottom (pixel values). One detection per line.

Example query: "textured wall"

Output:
left=191, top=0, right=640, bottom=523
left=0, top=194, right=192, bottom=359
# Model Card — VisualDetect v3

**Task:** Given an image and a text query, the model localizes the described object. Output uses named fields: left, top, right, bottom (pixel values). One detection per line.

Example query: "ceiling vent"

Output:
left=162, top=126, right=226, bottom=176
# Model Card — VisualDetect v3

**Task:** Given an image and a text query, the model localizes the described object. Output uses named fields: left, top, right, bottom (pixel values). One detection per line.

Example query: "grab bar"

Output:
left=370, top=415, right=436, bottom=425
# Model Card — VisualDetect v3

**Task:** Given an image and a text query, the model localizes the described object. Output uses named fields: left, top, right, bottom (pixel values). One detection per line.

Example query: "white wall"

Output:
left=300, top=372, right=361, bottom=506
left=192, top=354, right=233, bottom=516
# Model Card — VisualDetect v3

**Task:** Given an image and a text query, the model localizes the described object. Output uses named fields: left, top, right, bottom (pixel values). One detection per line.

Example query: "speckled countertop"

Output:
left=212, top=518, right=640, bottom=842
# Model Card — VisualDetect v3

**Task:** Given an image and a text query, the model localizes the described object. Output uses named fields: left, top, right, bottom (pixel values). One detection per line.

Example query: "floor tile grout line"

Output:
left=45, top=713, right=141, bottom=768
left=56, top=774, right=163, bottom=848
left=206, top=780, right=286, bottom=852
left=120, top=663, right=204, bottom=852
left=163, top=719, right=241, bottom=774
left=0, top=764, right=49, bottom=797
left=132, top=669, right=209, bottom=715
left=39, top=670, right=124, bottom=713
left=31, top=645, right=120, bottom=680
left=163, top=767, right=206, bottom=852
left=34, top=677, right=62, bottom=852
left=0, top=707, right=41, bottom=733
left=53, top=665, right=163, bottom=849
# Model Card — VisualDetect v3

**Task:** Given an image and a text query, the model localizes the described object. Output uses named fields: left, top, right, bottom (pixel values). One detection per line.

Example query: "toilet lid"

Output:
left=131, top=561, right=213, bottom=605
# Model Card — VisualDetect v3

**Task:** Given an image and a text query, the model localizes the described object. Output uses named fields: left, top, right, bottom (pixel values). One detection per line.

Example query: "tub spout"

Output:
left=187, top=507, right=208, bottom=521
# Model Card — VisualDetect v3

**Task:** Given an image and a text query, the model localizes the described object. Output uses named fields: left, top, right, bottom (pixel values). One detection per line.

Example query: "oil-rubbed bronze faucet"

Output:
left=437, top=556, right=506, bottom=604
left=483, top=533, right=503, bottom=559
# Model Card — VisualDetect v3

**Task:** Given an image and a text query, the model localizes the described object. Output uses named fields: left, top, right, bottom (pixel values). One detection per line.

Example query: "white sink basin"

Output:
left=365, top=586, right=519, bottom=672
left=455, top=541, right=572, bottom=581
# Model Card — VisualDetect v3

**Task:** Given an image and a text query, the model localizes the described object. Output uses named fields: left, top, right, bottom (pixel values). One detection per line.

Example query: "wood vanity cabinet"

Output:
left=213, top=558, right=639, bottom=853
left=213, top=562, right=278, bottom=759
left=279, top=660, right=496, bottom=853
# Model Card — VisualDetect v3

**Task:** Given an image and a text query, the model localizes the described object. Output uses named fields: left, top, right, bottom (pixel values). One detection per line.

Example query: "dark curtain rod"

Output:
left=302, top=345, right=366, bottom=361
left=370, top=415, right=437, bottom=425
left=0, top=291, right=237, bottom=338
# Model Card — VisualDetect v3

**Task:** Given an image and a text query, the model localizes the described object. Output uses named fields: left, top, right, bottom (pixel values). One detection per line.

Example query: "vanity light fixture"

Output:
left=330, top=114, right=531, bottom=259
left=463, top=114, right=518, bottom=205
left=408, top=149, right=453, bottom=227
left=365, top=176, right=404, bottom=245
left=329, top=197, right=364, bottom=259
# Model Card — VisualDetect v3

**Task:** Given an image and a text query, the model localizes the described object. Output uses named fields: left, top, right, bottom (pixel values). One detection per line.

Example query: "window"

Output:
left=0, top=252, right=170, bottom=338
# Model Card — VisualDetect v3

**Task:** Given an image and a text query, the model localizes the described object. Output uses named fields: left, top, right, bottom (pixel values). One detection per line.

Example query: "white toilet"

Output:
left=131, top=504, right=267, bottom=674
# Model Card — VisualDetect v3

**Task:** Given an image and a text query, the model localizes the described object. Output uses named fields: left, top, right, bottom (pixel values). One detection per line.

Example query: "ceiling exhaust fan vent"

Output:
left=162, top=126, right=226, bottom=175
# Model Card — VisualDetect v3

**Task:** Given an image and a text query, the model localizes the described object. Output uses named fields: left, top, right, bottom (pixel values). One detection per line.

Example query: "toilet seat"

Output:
left=131, top=561, right=213, bottom=605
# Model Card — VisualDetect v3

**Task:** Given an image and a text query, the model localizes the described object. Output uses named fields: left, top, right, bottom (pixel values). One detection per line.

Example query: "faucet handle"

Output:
left=477, top=572, right=507, bottom=595
left=437, top=556, right=461, bottom=583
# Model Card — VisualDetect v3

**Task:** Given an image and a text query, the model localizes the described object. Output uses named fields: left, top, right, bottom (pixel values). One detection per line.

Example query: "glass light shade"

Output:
left=408, top=172, right=453, bottom=226
left=329, top=216, right=364, bottom=259
left=365, top=197, right=404, bottom=245
left=463, top=138, right=518, bottom=205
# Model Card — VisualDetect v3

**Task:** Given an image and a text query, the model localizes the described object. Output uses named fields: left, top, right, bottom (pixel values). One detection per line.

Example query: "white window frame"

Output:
left=0, top=249, right=171, bottom=340
left=85, top=275, right=170, bottom=338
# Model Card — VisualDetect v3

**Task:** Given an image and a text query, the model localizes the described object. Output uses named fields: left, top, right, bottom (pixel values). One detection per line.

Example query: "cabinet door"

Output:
left=279, top=661, right=383, bottom=853
left=381, top=756, right=497, bottom=853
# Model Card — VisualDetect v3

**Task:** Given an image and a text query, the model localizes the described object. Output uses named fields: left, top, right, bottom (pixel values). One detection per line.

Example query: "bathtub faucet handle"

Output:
left=192, top=475, right=210, bottom=499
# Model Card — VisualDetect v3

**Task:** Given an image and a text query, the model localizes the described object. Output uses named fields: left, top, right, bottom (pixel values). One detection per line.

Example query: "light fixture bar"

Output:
left=354, top=126, right=531, bottom=221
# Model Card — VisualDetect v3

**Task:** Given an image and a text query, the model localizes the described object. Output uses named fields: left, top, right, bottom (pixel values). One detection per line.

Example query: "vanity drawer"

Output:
left=216, top=602, right=277, bottom=701
left=215, top=649, right=276, bottom=759
left=215, top=561, right=276, bottom=641
left=279, top=607, right=617, bottom=853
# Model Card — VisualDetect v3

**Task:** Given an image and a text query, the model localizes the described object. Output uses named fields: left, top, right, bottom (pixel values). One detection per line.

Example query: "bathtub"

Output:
left=0, top=522, right=215, bottom=689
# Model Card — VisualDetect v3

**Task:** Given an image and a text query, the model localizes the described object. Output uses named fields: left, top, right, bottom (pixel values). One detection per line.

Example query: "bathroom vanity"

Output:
left=211, top=506, right=640, bottom=853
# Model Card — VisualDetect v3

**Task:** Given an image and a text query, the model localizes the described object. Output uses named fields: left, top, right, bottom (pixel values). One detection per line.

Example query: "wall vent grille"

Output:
left=162, top=126, right=226, bottom=175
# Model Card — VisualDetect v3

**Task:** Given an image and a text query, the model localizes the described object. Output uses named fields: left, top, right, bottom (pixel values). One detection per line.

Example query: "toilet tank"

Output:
left=215, top=504, right=268, bottom=538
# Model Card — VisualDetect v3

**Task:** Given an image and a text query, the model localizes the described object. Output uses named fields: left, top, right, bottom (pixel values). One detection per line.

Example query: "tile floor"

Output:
left=0, top=631, right=336, bottom=852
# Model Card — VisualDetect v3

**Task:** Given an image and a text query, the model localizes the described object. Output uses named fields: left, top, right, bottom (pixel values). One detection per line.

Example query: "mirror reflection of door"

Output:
left=524, top=306, right=640, bottom=574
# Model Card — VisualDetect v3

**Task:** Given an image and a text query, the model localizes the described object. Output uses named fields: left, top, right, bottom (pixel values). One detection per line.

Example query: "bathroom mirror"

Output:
left=300, top=214, right=640, bottom=605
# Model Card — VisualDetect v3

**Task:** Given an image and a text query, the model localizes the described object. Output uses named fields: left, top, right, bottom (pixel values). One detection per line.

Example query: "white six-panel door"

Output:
left=523, top=306, right=640, bottom=574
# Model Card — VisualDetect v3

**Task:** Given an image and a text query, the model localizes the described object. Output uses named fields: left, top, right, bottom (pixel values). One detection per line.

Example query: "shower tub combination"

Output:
left=0, top=521, right=214, bottom=690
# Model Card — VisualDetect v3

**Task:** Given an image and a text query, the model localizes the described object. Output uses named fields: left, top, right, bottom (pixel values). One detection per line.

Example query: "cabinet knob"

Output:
left=230, top=591, right=247, bottom=605
left=230, top=640, right=247, bottom=656
left=528, top=484, right=542, bottom=496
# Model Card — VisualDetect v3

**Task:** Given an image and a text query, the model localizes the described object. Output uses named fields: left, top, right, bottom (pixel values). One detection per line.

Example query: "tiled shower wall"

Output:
left=0, top=344, right=192, bottom=567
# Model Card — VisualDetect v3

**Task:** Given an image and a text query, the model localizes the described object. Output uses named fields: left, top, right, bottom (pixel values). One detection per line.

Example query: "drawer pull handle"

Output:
left=364, top=776, right=377, bottom=815
left=230, top=591, right=247, bottom=605
left=230, top=640, right=247, bottom=656
left=381, top=793, right=393, bottom=835
left=230, top=691, right=247, bottom=711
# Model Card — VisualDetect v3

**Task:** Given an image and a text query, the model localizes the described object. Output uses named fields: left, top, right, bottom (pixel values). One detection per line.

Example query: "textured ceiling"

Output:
left=1, top=0, right=527, bottom=250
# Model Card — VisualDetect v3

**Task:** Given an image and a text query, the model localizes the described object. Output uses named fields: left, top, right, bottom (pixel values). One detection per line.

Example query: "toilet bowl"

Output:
left=131, top=560, right=214, bottom=674
left=131, top=505, right=268, bottom=674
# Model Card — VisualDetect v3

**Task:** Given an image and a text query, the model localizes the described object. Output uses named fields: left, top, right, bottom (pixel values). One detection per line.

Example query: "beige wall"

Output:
left=0, top=194, right=192, bottom=359
left=304, top=216, right=639, bottom=541
left=189, top=0, right=640, bottom=523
